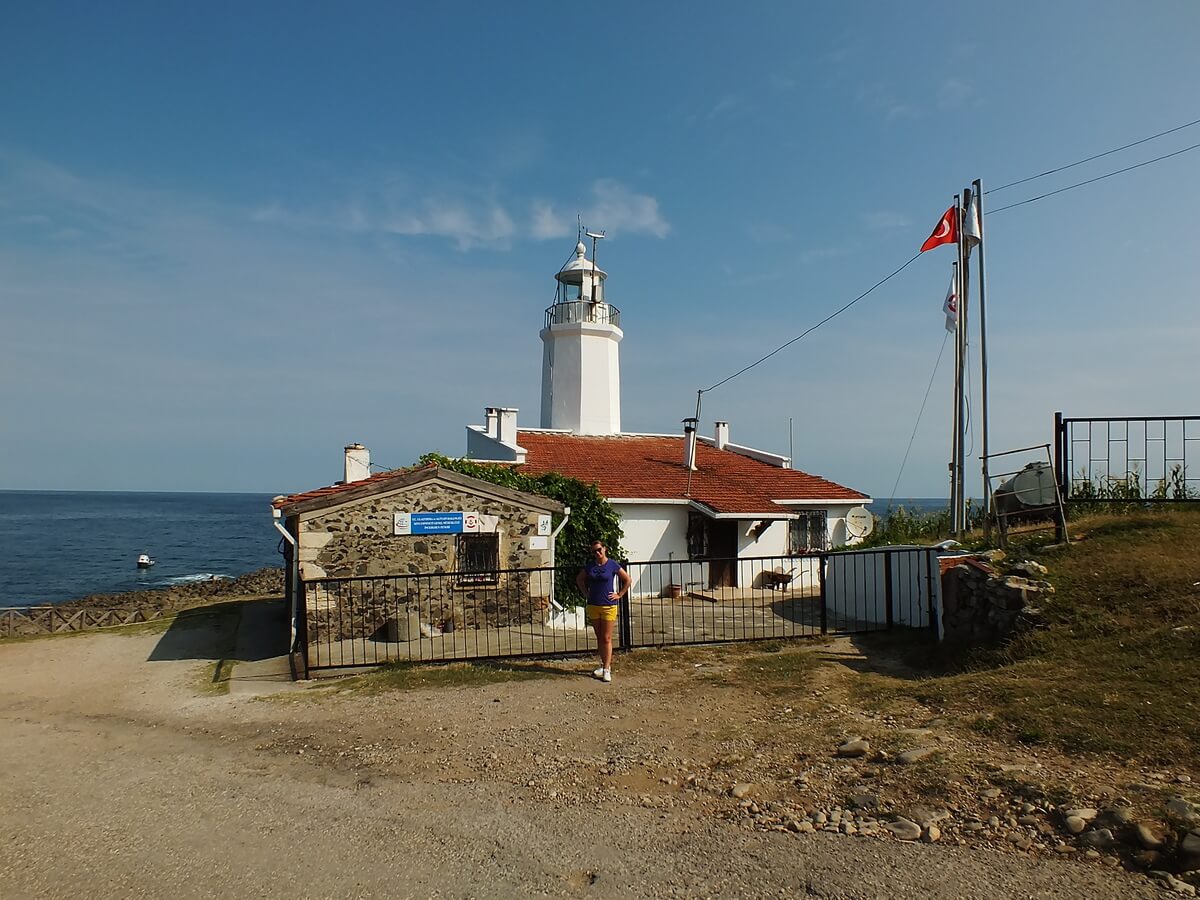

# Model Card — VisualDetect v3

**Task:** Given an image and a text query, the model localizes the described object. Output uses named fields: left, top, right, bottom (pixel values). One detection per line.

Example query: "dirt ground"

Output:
left=0, top=599, right=1167, bottom=899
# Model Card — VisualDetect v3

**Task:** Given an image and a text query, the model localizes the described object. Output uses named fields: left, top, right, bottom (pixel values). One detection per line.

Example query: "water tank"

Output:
left=993, top=461, right=1057, bottom=512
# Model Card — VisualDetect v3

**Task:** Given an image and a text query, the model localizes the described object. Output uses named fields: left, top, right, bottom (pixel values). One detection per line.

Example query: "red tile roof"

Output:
left=272, top=464, right=435, bottom=509
left=515, top=432, right=868, bottom=515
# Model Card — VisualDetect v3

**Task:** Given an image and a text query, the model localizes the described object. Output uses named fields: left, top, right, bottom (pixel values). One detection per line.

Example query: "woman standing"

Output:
left=576, top=540, right=631, bottom=683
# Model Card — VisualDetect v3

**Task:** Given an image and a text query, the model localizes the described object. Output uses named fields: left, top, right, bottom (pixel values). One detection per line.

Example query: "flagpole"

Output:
left=973, top=177, right=992, bottom=541
left=956, top=191, right=971, bottom=536
left=948, top=260, right=960, bottom=532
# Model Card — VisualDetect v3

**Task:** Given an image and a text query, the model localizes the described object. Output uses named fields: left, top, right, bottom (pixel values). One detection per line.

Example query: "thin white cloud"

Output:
left=938, top=78, right=974, bottom=109
left=863, top=211, right=911, bottom=231
left=531, top=201, right=571, bottom=240
left=530, top=180, right=670, bottom=241
left=587, top=179, right=670, bottom=238
left=708, top=93, right=743, bottom=119
left=381, top=199, right=516, bottom=250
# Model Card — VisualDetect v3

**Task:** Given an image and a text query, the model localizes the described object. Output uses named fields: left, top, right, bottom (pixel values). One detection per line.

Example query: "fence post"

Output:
left=884, top=551, right=894, bottom=631
left=925, top=550, right=940, bottom=640
left=295, top=579, right=310, bottom=680
left=818, top=553, right=828, bottom=635
left=618, top=561, right=633, bottom=652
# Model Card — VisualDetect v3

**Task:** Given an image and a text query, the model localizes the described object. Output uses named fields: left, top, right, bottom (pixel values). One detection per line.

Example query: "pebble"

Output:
left=1182, top=830, right=1200, bottom=857
left=731, top=783, right=756, bottom=800
left=923, top=825, right=941, bottom=843
left=896, top=747, right=939, bottom=765
left=1080, top=827, right=1115, bottom=850
left=1065, top=815, right=1086, bottom=834
left=982, top=788, right=1002, bottom=799
left=1134, top=823, right=1164, bottom=851
left=1063, top=807, right=1099, bottom=822
left=988, top=816, right=1000, bottom=829
left=837, top=739, right=870, bottom=758
left=884, top=818, right=922, bottom=841
left=1018, top=815, right=1039, bottom=826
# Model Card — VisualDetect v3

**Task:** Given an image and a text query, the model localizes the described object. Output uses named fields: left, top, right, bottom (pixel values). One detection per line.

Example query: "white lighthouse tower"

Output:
left=539, top=236, right=623, bottom=435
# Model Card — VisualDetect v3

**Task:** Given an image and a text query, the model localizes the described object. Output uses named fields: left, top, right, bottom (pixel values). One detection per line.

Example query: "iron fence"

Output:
left=294, top=547, right=941, bottom=675
left=1055, top=413, right=1200, bottom=503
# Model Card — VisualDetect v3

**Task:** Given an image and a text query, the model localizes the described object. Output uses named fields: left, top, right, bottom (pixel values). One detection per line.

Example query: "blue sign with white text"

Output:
left=409, top=512, right=466, bottom=534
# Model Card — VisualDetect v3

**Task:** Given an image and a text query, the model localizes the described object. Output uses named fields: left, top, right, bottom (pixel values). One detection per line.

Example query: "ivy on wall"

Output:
left=418, top=453, right=625, bottom=578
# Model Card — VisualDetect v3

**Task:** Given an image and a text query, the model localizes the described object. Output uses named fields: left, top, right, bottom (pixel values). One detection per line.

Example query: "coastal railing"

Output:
left=293, top=547, right=942, bottom=676
left=0, top=605, right=171, bottom=638
left=1055, top=412, right=1200, bottom=503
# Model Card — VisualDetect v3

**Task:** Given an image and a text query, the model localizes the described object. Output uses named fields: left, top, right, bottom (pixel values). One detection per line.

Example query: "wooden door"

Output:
left=708, top=520, right=738, bottom=588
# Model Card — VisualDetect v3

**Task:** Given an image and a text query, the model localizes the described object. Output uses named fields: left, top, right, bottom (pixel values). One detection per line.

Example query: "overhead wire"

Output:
left=987, top=116, right=1200, bottom=194
left=885, top=330, right=951, bottom=514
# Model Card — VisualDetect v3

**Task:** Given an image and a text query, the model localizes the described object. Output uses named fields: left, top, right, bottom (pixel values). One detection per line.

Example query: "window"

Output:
left=788, top=511, right=828, bottom=555
left=457, top=533, right=500, bottom=584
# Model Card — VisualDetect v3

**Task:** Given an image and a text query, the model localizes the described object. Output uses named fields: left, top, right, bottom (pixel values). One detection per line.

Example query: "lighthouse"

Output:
left=539, top=237, right=623, bottom=435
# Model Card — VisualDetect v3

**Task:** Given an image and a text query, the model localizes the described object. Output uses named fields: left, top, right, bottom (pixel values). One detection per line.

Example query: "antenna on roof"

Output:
left=584, top=228, right=605, bottom=304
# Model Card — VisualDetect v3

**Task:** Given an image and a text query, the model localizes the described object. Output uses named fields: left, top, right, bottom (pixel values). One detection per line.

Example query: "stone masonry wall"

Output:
left=940, top=557, right=1052, bottom=644
left=298, top=479, right=556, bottom=644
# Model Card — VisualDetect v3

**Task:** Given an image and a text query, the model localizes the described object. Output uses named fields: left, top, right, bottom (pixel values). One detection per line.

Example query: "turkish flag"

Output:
left=920, top=206, right=957, bottom=252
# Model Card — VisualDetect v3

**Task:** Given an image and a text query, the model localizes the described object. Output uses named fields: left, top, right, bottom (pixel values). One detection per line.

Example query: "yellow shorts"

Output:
left=586, top=604, right=619, bottom=623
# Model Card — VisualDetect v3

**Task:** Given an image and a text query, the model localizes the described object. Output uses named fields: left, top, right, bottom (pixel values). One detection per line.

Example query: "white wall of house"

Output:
left=613, top=501, right=690, bottom=595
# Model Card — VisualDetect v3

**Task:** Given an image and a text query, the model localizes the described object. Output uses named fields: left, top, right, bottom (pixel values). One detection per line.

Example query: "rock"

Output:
left=988, top=816, right=1000, bottom=829
left=837, top=739, right=870, bottom=758
left=1011, top=559, right=1048, bottom=577
left=1179, top=775, right=1194, bottom=785
left=1182, top=830, right=1200, bottom=858
left=923, top=824, right=941, bottom=843
left=1080, top=828, right=1116, bottom=850
left=730, top=783, right=756, bottom=800
left=1167, top=797, right=1200, bottom=823
left=896, top=747, right=939, bottom=765
left=982, top=788, right=1002, bottom=799
left=1151, top=871, right=1197, bottom=896
left=847, top=793, right=880, bottom=811
left=1063, top=807, right=1099, bottom=822
left=1100, top=806, right=1135, bottom=826
left=1132, top=850, right=1163, bottom=869
left=1065, top=815, right=1086, bottom=834
left=794, top=821, right=815, bottom=834
left=1134, top=823, right=1164, bottom=851
left=884, top=818, right=922, bottom=841
left=840, top=822, right=856, bottom=836
left=907, top=805, right=951, bottom=829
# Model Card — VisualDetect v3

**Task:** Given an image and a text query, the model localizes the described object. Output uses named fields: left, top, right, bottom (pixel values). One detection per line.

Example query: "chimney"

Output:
left=484, top=407, right=499, bottom=439
left=496, top=408, right=518, bottom=447
left=682, top=418, right=698, bottom=471
left=714, top=421, right=729, bottom=450
left=344, top=443, right=371, bottom=483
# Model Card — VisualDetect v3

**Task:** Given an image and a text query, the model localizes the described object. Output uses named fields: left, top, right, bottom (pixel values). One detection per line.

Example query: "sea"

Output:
left=0, top=490, right=953, bottom=608
left=0, top=491, right=283, bottom=608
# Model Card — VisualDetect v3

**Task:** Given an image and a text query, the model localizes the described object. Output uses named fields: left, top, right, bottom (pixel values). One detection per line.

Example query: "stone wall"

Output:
left=940, top=557, right=1052, bottom=644
left=298, top=480, right=552, bottom=580
left=297, top=477, right=558, bottom=644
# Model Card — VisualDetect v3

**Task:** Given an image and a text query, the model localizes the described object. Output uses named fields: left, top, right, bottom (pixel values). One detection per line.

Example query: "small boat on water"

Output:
left=137, top=553, right=156, bottom=568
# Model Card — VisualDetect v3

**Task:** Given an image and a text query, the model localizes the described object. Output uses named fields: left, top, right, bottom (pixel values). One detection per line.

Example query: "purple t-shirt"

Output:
left=583, top=559, right=623, bottom=606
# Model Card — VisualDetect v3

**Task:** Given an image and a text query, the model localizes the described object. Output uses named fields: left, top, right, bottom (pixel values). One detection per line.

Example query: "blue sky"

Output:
left=2, top=2, right=1198, bottom=497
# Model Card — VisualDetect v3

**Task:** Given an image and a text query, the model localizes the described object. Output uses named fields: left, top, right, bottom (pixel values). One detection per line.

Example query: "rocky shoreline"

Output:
left=43, top=567, right=284, bottom=615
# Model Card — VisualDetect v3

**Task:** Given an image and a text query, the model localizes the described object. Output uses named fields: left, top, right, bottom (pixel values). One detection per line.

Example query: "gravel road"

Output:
left=0, top=609, right=1162, bottom=899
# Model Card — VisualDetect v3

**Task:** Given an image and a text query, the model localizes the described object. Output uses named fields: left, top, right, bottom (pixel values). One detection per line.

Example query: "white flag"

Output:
left=963, top=193, right=982, bottom=255
left=943, top=273, right=958, bottom=333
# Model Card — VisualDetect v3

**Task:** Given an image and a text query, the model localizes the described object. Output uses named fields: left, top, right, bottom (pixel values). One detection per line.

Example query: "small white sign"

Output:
left=394, top=512, right=411, bottom=535
left=528, top=535, right=549, bottom=550
left=537, top=514, right=552, bottom=536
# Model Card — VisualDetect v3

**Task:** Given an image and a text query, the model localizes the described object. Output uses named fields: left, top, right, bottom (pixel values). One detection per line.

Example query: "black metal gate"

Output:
left=293, top=548, right=941, bottom=676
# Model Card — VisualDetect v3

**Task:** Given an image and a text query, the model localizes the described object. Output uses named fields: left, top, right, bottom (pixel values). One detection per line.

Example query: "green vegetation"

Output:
left=853, top=506, right=1200, bottom=768
left=420, top=452, right=624, bottom=604
left=859, top=501, right=985, bottom=548
left=1068, top=463, right=1198, bottom=515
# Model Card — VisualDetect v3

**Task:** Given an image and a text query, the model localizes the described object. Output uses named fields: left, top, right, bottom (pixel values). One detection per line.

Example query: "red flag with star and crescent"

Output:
left=920, top=206, right=958, bottom=252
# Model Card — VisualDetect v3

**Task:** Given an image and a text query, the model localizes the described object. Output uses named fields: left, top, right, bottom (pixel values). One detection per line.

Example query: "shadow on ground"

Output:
left=148, top=598, right=288, bottom=663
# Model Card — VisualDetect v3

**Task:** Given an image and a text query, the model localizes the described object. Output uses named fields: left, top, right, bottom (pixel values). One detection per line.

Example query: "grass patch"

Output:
left=330, top=659, right=562, bottom=695
left=204, top=657, right=235, bottom=694
left=855, top=507, right=1200, bottom=768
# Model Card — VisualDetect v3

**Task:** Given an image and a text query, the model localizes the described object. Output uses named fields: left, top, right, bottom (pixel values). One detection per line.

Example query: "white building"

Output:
left=465, top=239, right=873, bottom=589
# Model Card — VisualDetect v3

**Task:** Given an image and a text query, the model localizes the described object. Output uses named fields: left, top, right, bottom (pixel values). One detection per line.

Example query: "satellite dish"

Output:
left=844, top=506, right=874, bottom=539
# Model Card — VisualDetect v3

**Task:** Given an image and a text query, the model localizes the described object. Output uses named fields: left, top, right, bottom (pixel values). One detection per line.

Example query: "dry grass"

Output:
left=853, top=506, right=1200, bottom=767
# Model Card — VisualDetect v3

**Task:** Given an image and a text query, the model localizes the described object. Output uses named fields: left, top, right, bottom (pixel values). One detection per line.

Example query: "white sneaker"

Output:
left=593, top=667, right=606, bottom=679
left=602, top=669, right=612, bottom=683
